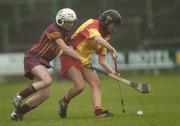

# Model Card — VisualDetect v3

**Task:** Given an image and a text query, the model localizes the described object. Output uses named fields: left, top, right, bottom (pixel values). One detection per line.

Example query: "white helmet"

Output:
left=55, top=8, right=77, bottom=26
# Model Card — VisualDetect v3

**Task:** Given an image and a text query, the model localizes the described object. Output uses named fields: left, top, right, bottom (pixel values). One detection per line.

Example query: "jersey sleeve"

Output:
left=46, top=25, right=61, bottom=41
left=96, top=46, right=107, bottom=56
left=87, top=28, right=101, bottom=38
left=81, top=27, right=101, bottom=40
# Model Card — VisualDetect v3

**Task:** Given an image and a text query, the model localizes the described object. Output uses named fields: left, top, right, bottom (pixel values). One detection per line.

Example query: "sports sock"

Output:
left=19, top=85, right=36, bottom=99
left=95, top=106, right=104, bottom=116
left=15, top=104, right=37, bottom=115
left=61, top=96, right=70, bottom=106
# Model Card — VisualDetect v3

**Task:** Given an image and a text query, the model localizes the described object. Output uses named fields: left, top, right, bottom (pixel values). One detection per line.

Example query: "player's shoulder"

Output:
left=46, top=23, right=60, bottom=33
left=85, top=19, right=98, bottom=25
left=83, top=19, right=99, bottom=29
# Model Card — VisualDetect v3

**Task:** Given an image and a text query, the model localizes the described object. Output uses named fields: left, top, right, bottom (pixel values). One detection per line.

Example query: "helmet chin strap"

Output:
left=61, top=23, right=75, bottom=32
left=103, top=22, right=111, bottom=34
left=101, top=25, right=110, bottom=34
left=60, top=26, right=70, bottom=32
left=105, top=22, right=110, bottom=25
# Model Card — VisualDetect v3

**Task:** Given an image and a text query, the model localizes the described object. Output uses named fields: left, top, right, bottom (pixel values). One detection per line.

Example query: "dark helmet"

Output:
left=99, top=9, right=121, bottom=34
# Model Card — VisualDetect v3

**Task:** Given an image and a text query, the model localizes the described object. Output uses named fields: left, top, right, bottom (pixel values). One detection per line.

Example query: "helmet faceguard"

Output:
left=99, top=9, right=121, bottom=34
left=55, top=8, right=77, bottom=31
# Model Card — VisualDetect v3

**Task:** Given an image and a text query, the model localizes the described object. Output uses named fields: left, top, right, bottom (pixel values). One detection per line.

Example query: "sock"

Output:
left=61, top=96, right=70, bottom=106
left=15, top=104, right=37, bottom=115
left=95, top=106, right=103, bottom=116
left=19, top=85, right=36, bottom=99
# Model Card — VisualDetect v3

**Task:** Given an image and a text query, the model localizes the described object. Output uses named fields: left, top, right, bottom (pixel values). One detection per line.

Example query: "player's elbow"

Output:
left=62, top=47, right=71, bottom=54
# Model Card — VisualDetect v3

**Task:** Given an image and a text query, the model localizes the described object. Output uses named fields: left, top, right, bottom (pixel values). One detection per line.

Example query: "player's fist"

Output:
left=111, top=48, right=118, bottom=60
left=80, top=57, right=92, bottom=69
left=111, top=71, right=120, bottom=77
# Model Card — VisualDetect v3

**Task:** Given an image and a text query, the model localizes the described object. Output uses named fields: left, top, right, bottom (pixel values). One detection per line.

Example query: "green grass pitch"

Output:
left=0, top=72, right=180, bottom=126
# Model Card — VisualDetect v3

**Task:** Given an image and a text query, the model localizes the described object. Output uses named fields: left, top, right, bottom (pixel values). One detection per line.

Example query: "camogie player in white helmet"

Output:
left=10, top=8, right=91, bottom=121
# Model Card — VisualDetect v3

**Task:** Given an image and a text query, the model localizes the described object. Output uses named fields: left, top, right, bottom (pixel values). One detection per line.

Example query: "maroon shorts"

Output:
left=60, top=54, right=81, bottom=79
left=24, top=53, right=52, bottom=80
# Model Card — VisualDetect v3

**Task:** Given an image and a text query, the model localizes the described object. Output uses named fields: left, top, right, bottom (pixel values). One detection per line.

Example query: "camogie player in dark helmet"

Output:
left=99, top=9, right=122, bottom=34
left=59, top=9, right=121, bottom=118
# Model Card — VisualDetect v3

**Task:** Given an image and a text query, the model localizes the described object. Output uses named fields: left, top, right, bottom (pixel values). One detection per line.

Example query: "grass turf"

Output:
left=0, top=72, right=180, bottom=126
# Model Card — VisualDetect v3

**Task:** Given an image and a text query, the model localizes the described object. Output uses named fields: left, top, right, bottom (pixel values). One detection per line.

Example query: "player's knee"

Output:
left=76, top=84, right=85, bottom=93
left=91, top=79, right=101, bottom=89
left=43, top=77, right=52, bottom=87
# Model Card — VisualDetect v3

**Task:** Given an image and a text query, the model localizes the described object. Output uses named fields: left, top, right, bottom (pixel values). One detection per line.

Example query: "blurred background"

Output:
left=0, top=0, right=180, bottom=78
left=1, top=1, right=180, bottom=125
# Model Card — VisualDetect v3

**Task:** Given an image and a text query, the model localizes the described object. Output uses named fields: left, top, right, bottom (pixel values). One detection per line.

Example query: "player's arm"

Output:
left=94, top=36, right=118, bottom=59
left=98, top=54, right=118, bottom=75
left=56, top=39, right=91, bottom=68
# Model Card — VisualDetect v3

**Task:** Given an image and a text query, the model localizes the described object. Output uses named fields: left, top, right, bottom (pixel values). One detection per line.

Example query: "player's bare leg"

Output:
left=31, top=65, right=52, bottom=90
left=11, top=65, right=52, bottom=121
left=59, top=67, right=85, bottom=118
left=82, top=68, right=102, bottom=107
left=82, top=67, right=113, bottom=117
left=11, top=75, right=51, bottom=121
left=25, top=87, right=50, bottom=107
left=12, top=65, right=52, bottom=108
left=11, top=87, right=50, bottom=121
